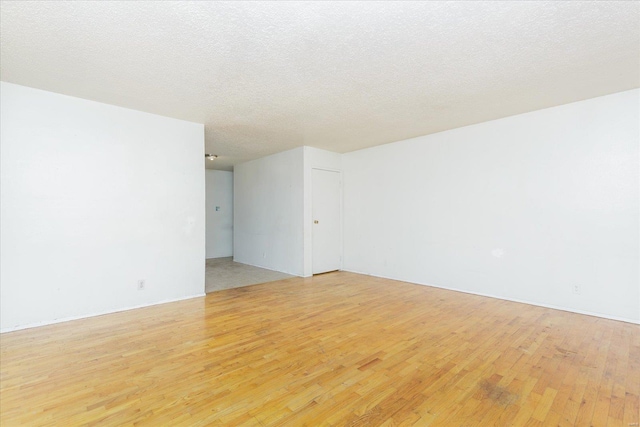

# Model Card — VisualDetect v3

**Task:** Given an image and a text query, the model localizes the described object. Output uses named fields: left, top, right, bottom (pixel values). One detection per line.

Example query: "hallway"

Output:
left=205, top=257, right=294, bottom=293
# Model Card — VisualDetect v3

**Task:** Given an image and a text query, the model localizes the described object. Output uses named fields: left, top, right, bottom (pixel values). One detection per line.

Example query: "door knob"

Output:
left=314, top=220, right=319, bottom=224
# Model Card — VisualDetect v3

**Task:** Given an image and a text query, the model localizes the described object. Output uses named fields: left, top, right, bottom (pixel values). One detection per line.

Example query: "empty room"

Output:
left=0, top=1, right=638, bottom=426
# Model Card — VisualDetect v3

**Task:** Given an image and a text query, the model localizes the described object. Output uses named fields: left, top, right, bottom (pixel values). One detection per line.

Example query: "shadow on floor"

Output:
left=205, top=257, right=295, bottom=293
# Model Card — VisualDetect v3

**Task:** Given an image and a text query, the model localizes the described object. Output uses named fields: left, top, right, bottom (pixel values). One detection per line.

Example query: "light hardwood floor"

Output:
left=1, top=272, right=638, bottom=426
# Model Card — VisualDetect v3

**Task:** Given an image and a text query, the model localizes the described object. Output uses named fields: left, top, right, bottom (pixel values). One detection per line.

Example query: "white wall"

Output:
left=303, top=147, right=343, bottom=276
left=233, top=147, right=305, bottom=276
left=206, top=170, right=233, bottom=258
left=343, top=89, right=640, bottom=324
left=0, top=82, right=205, bottom=332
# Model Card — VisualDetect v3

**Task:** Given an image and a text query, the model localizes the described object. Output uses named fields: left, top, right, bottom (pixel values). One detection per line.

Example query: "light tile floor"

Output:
left=205, top=257, right=295, bottom=293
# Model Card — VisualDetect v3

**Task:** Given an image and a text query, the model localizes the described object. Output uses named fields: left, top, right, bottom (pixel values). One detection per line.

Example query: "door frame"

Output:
left=310, top=167, right=343, bottom=275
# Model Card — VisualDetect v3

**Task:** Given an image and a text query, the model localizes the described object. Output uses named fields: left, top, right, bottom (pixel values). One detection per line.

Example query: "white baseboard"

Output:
left=0, top=293, right=206, bottom=334
left=342, top=269, right=640, bottom=325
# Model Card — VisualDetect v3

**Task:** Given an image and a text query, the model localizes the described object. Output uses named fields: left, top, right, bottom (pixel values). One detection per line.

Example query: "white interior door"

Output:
left=312, top=169, right=341, bottom=274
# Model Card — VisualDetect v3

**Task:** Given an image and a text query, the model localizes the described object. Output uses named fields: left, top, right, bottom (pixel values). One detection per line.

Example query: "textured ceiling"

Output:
left=1, top=1, right=639, bottom=171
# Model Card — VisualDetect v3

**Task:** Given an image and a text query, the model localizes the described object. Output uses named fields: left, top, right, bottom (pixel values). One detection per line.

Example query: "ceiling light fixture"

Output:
left=205, top=154, right=218, bottom=161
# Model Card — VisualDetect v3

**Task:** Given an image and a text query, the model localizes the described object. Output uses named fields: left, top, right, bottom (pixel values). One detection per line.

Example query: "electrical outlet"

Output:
left=572, top=284, right=581, bottom=295
left=138, top=280, right=146, bottom=290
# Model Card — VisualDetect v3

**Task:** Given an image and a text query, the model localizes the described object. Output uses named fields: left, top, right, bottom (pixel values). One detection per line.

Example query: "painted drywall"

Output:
left=0, top=82, right=205, bottom=332
left=303, top=147, right=343, bottom=276
left=206, top=170, right=233, bottom=258
left=343, top=89, right=640, bottom=323
left=233, top=147, right=305, bottom=276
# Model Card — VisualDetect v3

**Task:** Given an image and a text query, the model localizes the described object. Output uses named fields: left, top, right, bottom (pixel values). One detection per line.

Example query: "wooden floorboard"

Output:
left=1, top=271, right=638, bottom=426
